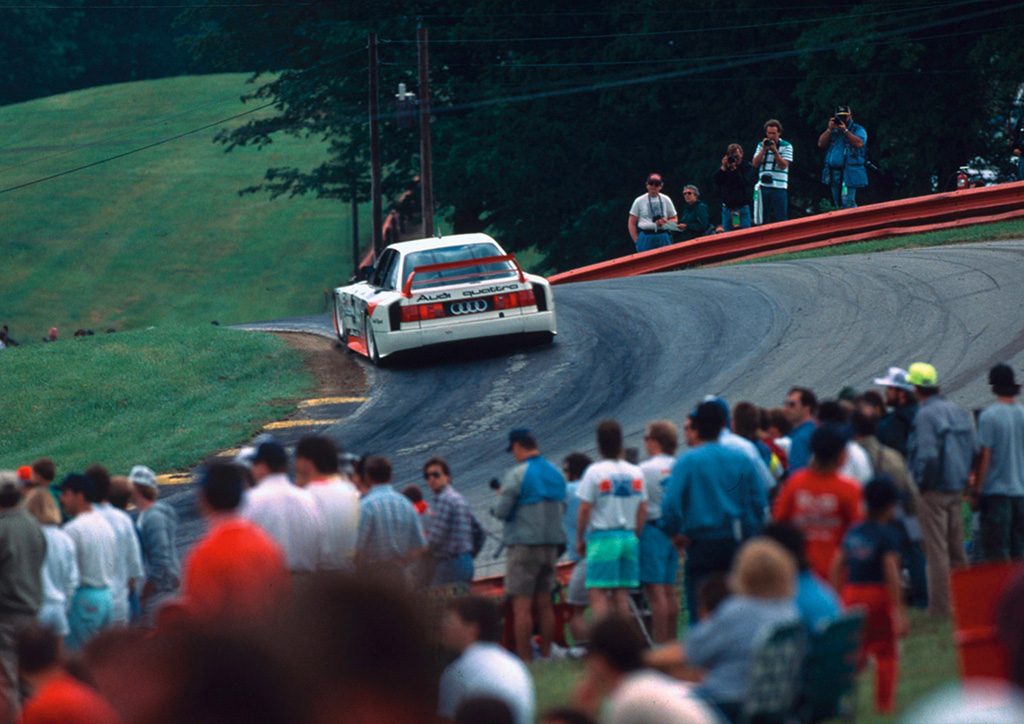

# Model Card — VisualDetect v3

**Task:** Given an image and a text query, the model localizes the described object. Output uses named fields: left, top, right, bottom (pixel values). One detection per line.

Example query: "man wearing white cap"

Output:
left=129, top=465, right=180, bottom=625
left=874, top=366, right=918, bottom=458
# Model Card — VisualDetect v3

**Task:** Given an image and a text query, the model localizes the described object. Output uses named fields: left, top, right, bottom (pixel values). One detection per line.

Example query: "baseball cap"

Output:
left=507, top=428, right=537, bottom=452
left=58, top=473, right=94, bottom=496
left=129, top=465, right=158, bottom=489
left=646, top=173, right=663, bottom=184
left=907, top=362, right=938, bottom=388
left=252, top=441, right=288, bottom=469
left=990, top=364, right=1021, bottom=393
left=873, top=366, right=915, bottom=392
left=834, top=105, right=851, bottom=117
left=17, top=465, right=33, bottom=483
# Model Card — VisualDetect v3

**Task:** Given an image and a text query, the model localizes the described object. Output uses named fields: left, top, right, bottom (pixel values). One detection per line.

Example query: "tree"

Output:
left=174, top=0, right=1024, bottom=271
left=0, top=1, right=84, bottom=105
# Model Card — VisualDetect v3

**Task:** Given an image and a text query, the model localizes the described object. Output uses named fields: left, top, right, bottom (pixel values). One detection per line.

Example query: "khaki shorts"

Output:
left=505, top=544, right=560, bottom=597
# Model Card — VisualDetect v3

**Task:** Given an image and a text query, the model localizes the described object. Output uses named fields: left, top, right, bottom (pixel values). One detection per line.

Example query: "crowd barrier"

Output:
left=549, top=182, right=1024, bottom=285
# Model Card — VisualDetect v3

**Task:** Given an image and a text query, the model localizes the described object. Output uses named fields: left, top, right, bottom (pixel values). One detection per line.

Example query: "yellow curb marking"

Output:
left=263, top=419, right=342, bottom=430
left=298, top=396, right=367, bottom=408
left=156, top=473, right=192, bottom=487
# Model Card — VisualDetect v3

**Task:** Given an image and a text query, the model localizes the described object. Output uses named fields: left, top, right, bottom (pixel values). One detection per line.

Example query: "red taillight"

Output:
left=401, top=303, right=445, bottom=324
left=493, top=293, right=516, bottom=310
left=518, top=287, right=536, bottom=307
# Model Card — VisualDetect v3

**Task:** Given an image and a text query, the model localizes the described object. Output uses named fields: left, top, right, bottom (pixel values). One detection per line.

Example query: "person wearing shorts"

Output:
left=639, top=421, right=680, bottom=643
left=493, top=429, right=568, bottom=663
left=577, top=420, right=648, bottom=623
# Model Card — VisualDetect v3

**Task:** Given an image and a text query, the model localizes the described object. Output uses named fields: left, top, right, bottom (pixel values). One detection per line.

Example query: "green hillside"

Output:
left=0, top=74, right=367, bottom=339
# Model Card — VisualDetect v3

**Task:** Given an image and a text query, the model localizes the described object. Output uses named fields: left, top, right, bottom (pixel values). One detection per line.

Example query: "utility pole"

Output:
left=369, top=32, right=383, bottom=259
left=417, top=26, right=434, bottom=237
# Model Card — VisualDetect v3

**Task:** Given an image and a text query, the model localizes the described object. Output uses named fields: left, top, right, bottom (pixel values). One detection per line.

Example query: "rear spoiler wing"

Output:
left=402, top=254, right=526, bottom=297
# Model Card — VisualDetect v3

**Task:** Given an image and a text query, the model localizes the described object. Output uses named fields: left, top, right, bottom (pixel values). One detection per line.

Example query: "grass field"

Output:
left=0, top=74, right=368, bottom=339
left=0, top=324, right=311, bottom=474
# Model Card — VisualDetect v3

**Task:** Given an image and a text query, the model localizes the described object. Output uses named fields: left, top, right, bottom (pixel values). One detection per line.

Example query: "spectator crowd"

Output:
left=628, top=106, right=869, bottom=253
left=2, top=358, right=1024, bottom=723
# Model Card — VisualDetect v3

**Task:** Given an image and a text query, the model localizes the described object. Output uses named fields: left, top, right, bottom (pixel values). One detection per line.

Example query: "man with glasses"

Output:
left=422, top=456, right=475, bottom=586
left=628, top=173, right=678, bottom=252
left=677, top=185, right=711, bottom=241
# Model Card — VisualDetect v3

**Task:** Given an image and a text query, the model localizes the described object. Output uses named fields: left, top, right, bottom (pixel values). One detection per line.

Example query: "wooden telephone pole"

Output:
left=417, top=26, right=435, bottom=237
left=369, top=32, right=383, bottom=259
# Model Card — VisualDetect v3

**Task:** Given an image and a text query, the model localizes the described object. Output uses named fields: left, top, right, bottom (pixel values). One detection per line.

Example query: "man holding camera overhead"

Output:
left=751, top=119, right=793, bottom=224
left=712, top=143, right=755, bottom=231
left=818, top=104, right=868, bottom=209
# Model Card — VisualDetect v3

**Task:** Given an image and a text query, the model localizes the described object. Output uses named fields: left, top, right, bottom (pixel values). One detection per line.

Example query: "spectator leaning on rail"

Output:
left=627, top=173, right=678, bottom=252
left=712, top=143, right=754, bottom=231
left=818, top=104, right=868, bottom=209
left=905, top=362, right=977, bottom=618
left=492, top=428, right=567, bottom=663
left=972, top=364, right=1024, bottom=562
left=751, top=119, right=793, bottom=224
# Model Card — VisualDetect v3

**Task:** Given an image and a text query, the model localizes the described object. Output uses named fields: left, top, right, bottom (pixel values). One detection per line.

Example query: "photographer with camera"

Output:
left=712, top=143, right=754, bottom=232
left=628, top=173, right=678, bottom=252
left=751, top=120, right=793, bottom=224
left=818, top=104, right=868, bottom=208
left=491, top=428, right=567, bottom=662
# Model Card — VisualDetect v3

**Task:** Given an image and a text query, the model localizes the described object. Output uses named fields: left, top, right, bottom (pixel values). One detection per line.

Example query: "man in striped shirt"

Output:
left=355, top=456, right=427, bottom=589
left=751, top=119, right=793, bottom=224
left=422, top=456, right=474, bottom=586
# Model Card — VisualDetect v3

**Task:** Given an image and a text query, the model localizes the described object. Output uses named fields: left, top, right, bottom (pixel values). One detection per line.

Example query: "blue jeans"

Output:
left=979, top=495, right=1024, bottom=561
left=759, top=186, right=788, bottom=223
left=827, top=169, right=859, bottom=208
left=720, top=205, right=751, bottom=231
left=635, top=231, right=672, bottom=252
left=431, top=553, right=474, bottom=585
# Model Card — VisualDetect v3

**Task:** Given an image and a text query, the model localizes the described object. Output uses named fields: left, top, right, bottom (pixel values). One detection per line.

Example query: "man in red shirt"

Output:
left=17, top=623, right=120, bottom=724
left=163, top=462, right=289, bottom=627
left=773, top=425, right=863, bottom=580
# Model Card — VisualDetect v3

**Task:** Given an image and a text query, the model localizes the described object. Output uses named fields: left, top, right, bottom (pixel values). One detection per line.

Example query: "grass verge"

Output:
left=531, top=609, right=957, bottom=723
left=0, top=324, right=312, bottom=474
left=738, top=218, right=1024, bottom=265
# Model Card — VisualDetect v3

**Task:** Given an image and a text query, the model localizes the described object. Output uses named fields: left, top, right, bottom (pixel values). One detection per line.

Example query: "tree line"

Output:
left=7, top=0, right=1024, bottom=271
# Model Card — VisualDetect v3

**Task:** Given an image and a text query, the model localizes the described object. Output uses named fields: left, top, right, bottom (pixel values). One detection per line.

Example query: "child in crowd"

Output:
left=831, top=476, right=908, bottom=714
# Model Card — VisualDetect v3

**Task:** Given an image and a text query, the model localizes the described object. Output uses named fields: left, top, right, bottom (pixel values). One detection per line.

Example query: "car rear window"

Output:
left=403, top=243, right=517, bottom=289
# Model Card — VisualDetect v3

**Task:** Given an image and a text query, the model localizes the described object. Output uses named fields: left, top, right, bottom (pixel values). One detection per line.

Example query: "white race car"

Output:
left=332, top=233, right=557, bottom=364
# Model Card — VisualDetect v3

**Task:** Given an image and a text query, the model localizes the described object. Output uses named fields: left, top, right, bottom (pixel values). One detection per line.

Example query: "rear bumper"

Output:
left=376, top=310, right=556, bottom=358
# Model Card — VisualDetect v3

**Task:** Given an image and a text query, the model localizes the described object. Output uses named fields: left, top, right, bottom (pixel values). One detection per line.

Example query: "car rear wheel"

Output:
left=333, top=296, right=348, bottom=343
left=365, top=317, right=381, bottom=365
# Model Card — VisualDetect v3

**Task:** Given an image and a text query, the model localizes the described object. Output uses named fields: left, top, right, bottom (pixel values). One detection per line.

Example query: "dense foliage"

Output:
left=8, top=0, right=1022, bottom=271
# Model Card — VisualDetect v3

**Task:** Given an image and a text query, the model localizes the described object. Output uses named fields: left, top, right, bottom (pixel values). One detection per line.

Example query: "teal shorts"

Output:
left=586, top=529, right=640, bottom=589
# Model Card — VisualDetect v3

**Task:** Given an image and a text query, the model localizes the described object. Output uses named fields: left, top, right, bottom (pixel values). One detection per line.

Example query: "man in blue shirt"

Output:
left=818, top=104, right=868, bottom=208
left=784, top=386, right=818, bottom=473
left=662, top=402, right=768, bottom=625
left=973, top=364, right=1024, bottom=561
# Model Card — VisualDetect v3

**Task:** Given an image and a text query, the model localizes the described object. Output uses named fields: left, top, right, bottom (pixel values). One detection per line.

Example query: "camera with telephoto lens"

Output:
left=728, top=155, right=740, bottom=164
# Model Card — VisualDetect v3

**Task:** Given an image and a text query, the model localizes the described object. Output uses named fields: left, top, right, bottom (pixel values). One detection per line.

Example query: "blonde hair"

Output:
left=729, top=537, right=797, bottom=600
left=25, top=488, right=61, bottom=526
left=645, top=420, right=678, bottom=455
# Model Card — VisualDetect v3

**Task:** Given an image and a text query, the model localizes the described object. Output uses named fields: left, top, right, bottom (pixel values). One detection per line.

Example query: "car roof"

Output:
left=384, top=233, right=506, bottom=256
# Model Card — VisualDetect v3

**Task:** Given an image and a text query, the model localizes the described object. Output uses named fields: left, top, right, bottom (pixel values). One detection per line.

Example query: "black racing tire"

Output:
left=366, top=317, right=382, bottom=365
left=333, top=296, right=348, bottom=343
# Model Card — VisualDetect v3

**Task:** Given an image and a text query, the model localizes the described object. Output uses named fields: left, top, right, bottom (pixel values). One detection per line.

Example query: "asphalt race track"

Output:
left=231, top=240, right=1024, bottom=574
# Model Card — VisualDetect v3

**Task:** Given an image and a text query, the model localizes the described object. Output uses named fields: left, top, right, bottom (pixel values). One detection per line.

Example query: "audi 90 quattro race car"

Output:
left=332, top=233, right=557, bottom=364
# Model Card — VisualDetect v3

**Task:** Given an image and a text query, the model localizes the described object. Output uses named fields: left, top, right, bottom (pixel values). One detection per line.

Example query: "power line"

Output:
left=0, top=101, right=274, bottom=195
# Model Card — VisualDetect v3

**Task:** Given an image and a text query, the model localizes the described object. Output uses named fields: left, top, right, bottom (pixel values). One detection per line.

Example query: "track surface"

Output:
left=236, top=240, right=1024, bottom=574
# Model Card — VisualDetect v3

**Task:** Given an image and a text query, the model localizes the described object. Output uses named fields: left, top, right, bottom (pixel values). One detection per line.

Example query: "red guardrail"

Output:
left=549, top=181, right=1024, bottom=285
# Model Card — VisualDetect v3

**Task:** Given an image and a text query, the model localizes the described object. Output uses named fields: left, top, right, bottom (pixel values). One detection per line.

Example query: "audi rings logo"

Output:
left=450, top=300, right=488, bottom=315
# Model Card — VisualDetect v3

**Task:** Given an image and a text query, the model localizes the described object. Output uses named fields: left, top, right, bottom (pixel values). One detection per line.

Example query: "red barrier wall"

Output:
left=549, top=182, right=1024, bottom=285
